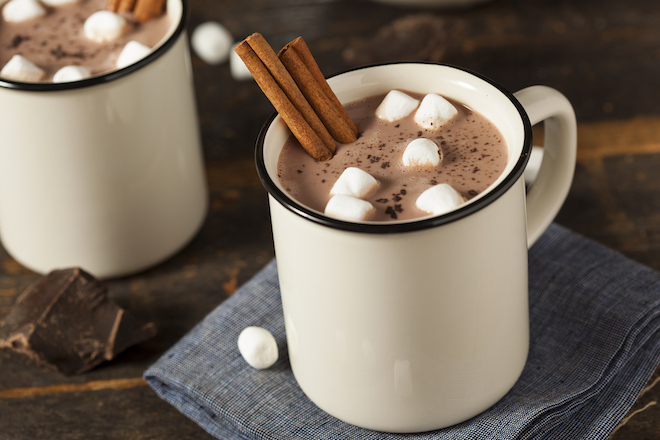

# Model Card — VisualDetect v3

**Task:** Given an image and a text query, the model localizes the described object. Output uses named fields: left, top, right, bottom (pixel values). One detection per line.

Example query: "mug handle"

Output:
left=513, top=86, right=577, bottom=247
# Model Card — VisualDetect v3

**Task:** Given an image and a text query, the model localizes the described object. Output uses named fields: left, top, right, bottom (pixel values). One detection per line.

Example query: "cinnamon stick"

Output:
left=108, top=0, right=164, bottom=22
left=234, top=40, right=333, bottom=161
left=117, top=0, right=137, bottom=13
left=245, top=34, right=336, bottom=155
left=106, top=0, right=121, bottom=11
left=279, top=37, right=358, bottom=144
left=133, top=0, right=166, bottom=23
left=117, top=0, right=135, bottom=12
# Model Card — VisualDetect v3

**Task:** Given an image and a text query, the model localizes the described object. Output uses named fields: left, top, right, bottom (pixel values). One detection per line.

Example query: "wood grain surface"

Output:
left=1, top=0, right=659, bottom=438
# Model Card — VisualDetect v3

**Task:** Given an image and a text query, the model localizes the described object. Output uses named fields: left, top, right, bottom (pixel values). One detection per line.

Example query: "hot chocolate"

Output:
left=0, top=0, right=170, bottom=82
left=277, top=90, right=508, bottom=222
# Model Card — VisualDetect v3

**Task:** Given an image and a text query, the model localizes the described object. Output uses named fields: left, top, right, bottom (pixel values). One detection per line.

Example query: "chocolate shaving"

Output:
left=50, top=44, right=86, bottom=60
left=9, top=34, right=30, bottom=49
left=385, top=206, right=398, bottom=219
left=0, top=268, right=156, bottom=375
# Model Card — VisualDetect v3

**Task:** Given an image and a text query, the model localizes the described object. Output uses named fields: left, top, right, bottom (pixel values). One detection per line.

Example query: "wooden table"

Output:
left=1, top=0, right=659, bottom=437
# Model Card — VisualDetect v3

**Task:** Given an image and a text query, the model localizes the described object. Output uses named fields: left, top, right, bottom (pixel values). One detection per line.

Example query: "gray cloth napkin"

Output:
left=144, top=224, right=660, bottom=439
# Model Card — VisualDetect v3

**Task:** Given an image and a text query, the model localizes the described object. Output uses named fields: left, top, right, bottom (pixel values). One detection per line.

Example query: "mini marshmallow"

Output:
left=0, top=54, right=44, bottom=82
left=414, top=93, right=458, bottom=130
left=416, top=183, right=466, bottom=216
left=325, top=195, right=375, bottom=222
left=237, top=326, right=279, bottom=369
left=375, top=90, right=420, bottom=122
left=2, top=0, right=46, bottom=23
left=191, top=21, right=233, bottom=65
left=53, top=65, right=91, bottom=83
left=330, top=167, right=379, bottom=199
left=402, top=138, right=441, bottom=167
left=116, top=40, right=151, bottom=69
left=83, top=10, right=127, bottom=43
left=230, top=45, right=253, bottom=80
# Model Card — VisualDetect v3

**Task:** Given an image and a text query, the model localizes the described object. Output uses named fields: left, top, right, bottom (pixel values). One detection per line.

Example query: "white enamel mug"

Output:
left=256, top=64, right=576, bottom=432
left=0, top=0, right=207, bottom=279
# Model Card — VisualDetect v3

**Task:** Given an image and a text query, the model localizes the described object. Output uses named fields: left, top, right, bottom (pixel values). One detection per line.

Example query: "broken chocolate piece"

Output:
left=0, top=268, right=156, bottom=375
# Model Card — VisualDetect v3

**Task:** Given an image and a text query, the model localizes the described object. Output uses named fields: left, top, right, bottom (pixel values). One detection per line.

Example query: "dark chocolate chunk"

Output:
left=0, top=268, right=156, bottom=375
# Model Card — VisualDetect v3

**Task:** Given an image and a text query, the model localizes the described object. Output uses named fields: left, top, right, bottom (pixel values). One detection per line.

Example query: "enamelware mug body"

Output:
left=0, top=0, right=207, bottom=279
left=257, top=63, right=576, bottom=432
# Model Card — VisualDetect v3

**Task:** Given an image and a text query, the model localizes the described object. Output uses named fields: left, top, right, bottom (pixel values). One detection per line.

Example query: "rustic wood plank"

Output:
left=577, top=117, right=660, bottom=161
left=0, top=378, right=147, bottom=399
left=0, top=384, right=210, bottom=439
left=1, top=0, right=660, bottom=437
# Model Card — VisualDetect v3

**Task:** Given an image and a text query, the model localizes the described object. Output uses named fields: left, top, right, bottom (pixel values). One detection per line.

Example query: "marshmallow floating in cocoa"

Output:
left=325, top=194, right=376, bottom=222
left=0, top=54, right=44, bottom=82
left=402, top=138, right=442, bottom=167
left=116, top=40, right=151, bottom=69
left=416, top=183, right=466, bottom=216
left=237, top=326, right=279, bottom=369
left=330, top=167, right=380, bottom=199
left=83, top=10, right=127, bottom=43
left=414, top=93, right=458, bottom=130
left=375, top=90, right=420, bottom=122
left=2, top=0, right=45, bottom=23
left=191, top=21, right=233, bottom=65
left=53, top=65, right=91, bottom=83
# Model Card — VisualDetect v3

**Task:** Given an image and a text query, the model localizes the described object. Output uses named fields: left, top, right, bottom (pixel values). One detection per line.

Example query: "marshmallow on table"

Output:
left=330, top=167, right=379, bottom=199
left=416, top=183, right=466, bottom=216
left=402, top=138, right=441, bottom=167
left=53, top=65, right=91, bottom=83
left=230, top=45, right=253, bottom=80
left=2, top=0, right=46, bottom=23
left=237, top=326, right=279, bottom=369
left=0, top=55, right=44, bottom=82
left=191, top=21, right=233, bottom=65
left=116, top=40, right=152, bottom=69
left=84, top=11, right=127, bottom=43
left=375, top=90, right=420, bottom=122
left=325, top=195, right=375, bottom=222
left=414, top=93, right=458, bottom=130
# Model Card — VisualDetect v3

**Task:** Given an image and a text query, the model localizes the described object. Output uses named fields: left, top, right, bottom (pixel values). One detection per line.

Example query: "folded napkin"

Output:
left=144, top=224, right=660, bottom=439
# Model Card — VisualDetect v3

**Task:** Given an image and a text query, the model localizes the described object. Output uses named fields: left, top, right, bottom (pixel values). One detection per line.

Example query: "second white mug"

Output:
left=0, top=0, right=207, bottom=279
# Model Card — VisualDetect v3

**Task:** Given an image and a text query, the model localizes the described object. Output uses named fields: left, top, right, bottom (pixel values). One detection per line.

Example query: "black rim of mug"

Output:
left=255, top=62, right=534, bottom=234
left=0, top=0, right=188, bottom=91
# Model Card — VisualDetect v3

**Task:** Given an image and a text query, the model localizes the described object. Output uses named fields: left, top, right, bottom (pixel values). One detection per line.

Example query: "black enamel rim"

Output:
left=0, top=0, right=188, bottom=92
left=255, top=63, right=533, bottom=234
